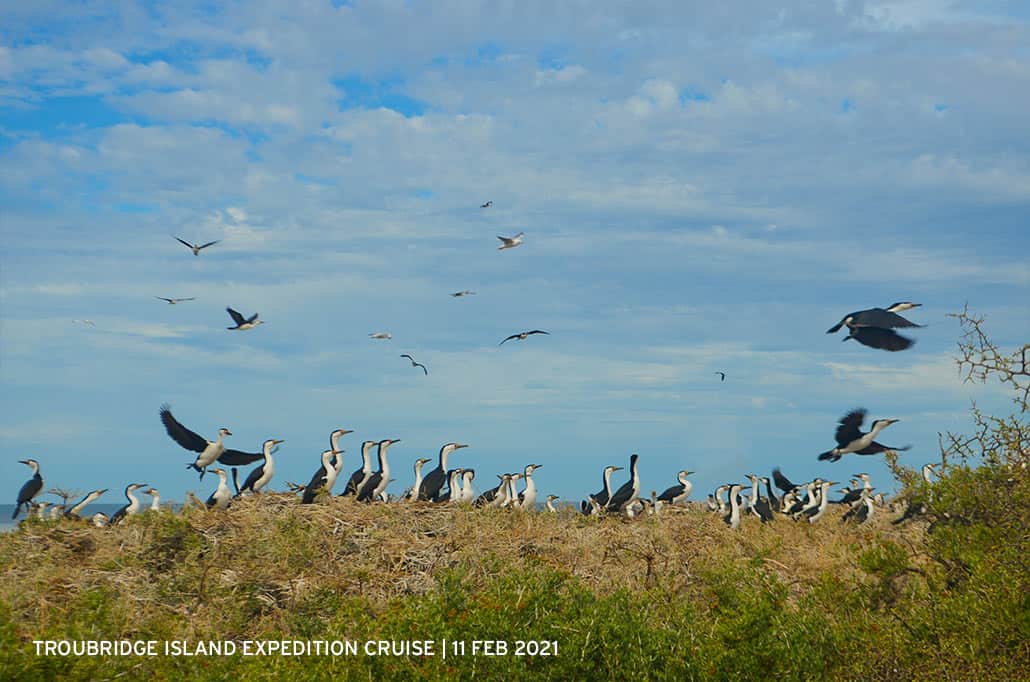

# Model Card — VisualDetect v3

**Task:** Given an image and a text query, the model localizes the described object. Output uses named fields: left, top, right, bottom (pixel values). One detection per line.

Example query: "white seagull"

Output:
left=497, top=232, right=524, bottom=251
left=369, top=332, right=392, bottom=340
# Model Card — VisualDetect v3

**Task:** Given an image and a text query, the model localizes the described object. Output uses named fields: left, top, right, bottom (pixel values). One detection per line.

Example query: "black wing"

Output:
left=527, top=330, right=550, bottom=336
left=174, top=236, right=195, bottom=250
left=401, top=354, right=415, bottom=362
left=835, top=409, right=867, bottom=447
left=849, top=326, right=914, bottom=352
left=415, top=362, right=428, bottom=375
left=197, top=240, right=220, bottom=250
left=656, top=484, right=683, bottom=502
left=218, top=448, right=265, bottom=466
left=156, top=297, right=173, bottom=303
left=15, top=478, right=42, bottom=508
left=499, top=334, right=519, bottom=345
left=771, top=467, right=796, bottom=493
left=226, top=307, right=247, bottom=326
left=160, top=405, right=208, bottom=453
left=855, top=441, right=911, bottom=455
left=850, top=308, right=923, bottom=329
left=245, top=312, right=259, bottom=324
left=240, top=464, right=265, bottom=492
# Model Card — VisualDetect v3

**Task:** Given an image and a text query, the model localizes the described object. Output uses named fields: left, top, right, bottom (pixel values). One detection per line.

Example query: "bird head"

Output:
left=219, top=428, right=233, bottom=437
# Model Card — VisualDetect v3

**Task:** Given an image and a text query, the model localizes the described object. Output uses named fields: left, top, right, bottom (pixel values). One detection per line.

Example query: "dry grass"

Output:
left=0, top=496, right=923, bottom=640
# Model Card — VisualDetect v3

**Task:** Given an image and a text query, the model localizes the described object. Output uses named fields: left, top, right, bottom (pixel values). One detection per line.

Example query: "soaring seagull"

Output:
left=497, top=232, right=524, bottom=250
left=499, top=330, right=549, bottom=345
left=827, top=302, right=923, bottom=352
left=226, top=307, right=263, bottom=330
left=159, top=404, right=266, bottom=478
left=817, top=408, right=911, bottom=462
left=400, top=354, right=428, bottom=375
left=174, top=236, right=220, bottom=256
left=480, top=201, right=493, bottom=208
left=156, top=296, right=196, bottom=305
left=450, top=290, right=476, bottom=297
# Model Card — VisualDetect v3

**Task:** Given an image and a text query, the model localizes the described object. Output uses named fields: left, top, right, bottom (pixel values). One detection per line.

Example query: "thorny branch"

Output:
left=949, top=304, right=1029, bottom=413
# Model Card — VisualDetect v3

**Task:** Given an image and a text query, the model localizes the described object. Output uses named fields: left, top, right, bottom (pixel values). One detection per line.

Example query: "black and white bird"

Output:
left=174, top=236, right=220, bottom=256
left=159, top=404, right=266, bottom=478
left=403, top=458, right=433, bottom=502
left=582, top=465, right=622, bottom=514
left=156, top=296, right=196, bottom=305
left=144, top=487, right=161, bottom=511
left=400, top=354, right=428, bottom=375
left=480, top=201, right=493, bottom=208
left=656, top=470, right=693, bottom=506
left=818, top=409, right=910, bottom=462
left=357, top=439, right=401, bottom=502
left=66, top=489, right=108, bottom=519
left=496, top=232, right=524, bottom=250
left=607, top=454, right=641, bottom=513
left=714, top=372, right=726, bottom=382
left=418, top=443, right=469, bottom=501
left=827, top=302, right=923, bottom=352
left=12, top=459, right=43, bottom=520
left=450, top=290, right=476, bottom=297
left=343, top=440, right=377, bottom=497
left=723, top=483, right=745, bottom=529
left=545, top=494, right=560, bottom=512
left=237, top=439, right=285, bottom=495
left=110, top=483, right=148, bottom=524
left=205, top=469, right=233, bottom=509
left=476, top=474, right=509, bottom=507
left=499, top=330, right=549, bottom=345
left=369, top=332, right=392, bottom=340
left=226, top=307, right=263, bottom=331
left=516, top=464, right=543, bottom=510
left=302, top=450, right=342, bottom=504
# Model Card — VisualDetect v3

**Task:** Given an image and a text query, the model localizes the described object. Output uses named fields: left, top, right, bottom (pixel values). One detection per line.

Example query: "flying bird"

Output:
left=480, top=201, right=493, bottom=208
left=827, top=302, right=923, bottom=352
left=174, top=236, right=220, bottom=256
left=369, top=332, right=392, bottom=340
left=226, top=307, right=263, bottom=330
left=499, top=330, right=550, bottom=346
left=159, top=404, right=266, bottom=478
left=72, top=319, right=96, bottom=327
left=714, top=371, right=726, bottom=382
left=450, top=290, right=476, bottom=297
left=156, top=297, right=196, bottom=305
left=400, top=354, right=428, bottom=375
left=817, top=408, right=911, bottom=462
left=497, top=232, right=524, bottom=250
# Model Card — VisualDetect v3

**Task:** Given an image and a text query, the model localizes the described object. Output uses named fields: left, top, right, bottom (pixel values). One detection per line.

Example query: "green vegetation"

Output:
left=1, top=309, right=1026, bottom=681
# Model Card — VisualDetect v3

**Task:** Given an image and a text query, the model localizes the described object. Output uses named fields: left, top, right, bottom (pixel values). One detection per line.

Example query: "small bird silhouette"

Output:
left=401, top=354, right=428, bottom=375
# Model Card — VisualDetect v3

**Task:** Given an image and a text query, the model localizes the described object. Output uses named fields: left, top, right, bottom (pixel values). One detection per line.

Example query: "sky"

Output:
left=1, top=1, right=1028, bottom=509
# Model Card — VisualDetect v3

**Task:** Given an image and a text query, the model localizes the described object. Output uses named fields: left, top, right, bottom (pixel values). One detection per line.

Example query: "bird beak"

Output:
left=18, top=460, right=27, bottom=465
left=390, top=439, right=402, bottom=444
left=225, top=430, right=233, bottom=436
left=613, top=466, right=624, bottom=472
left=340, top=429, right=354, bottom=435
left=455, top=443, right=469, bottom=449
left=534, top=464, right=543, bottom=469
left=273, top=439, right=285, bottom=445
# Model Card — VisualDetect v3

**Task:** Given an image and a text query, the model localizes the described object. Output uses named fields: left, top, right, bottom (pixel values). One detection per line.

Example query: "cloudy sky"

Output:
left=2, top=1, right=1028, bottom=507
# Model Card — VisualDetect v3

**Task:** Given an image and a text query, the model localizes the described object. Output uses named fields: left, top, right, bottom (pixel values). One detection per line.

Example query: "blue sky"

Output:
left=2, top=1, right=1028, bottom=508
